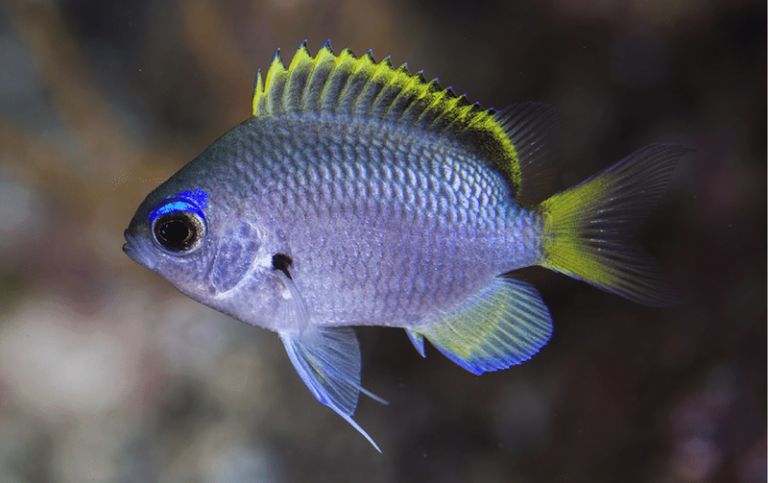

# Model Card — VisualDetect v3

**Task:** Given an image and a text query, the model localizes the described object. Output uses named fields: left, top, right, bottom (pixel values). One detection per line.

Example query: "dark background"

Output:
left=0, top=1, right=764, bottom=482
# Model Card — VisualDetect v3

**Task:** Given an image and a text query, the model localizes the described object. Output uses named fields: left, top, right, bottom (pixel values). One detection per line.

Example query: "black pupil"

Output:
left=155, top=215, right=199, bottom=251
left=160, top=219, right=191, bottom=243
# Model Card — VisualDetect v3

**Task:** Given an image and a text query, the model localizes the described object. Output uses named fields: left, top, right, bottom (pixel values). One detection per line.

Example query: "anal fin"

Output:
left=410, top=277, right=553, bottom=375
left=405, top=329, right=426, bottom=357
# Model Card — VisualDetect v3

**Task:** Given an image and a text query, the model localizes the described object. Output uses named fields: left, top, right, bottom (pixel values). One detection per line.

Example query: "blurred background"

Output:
left=0, top=0, right=764, bottom=482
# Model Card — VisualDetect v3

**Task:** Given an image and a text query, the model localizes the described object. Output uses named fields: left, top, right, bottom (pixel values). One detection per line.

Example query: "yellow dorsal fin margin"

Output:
left=252, top=41, right=522, bottom=192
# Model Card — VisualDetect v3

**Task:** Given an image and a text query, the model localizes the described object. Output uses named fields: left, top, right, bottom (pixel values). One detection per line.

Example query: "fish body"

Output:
left=123, top=41, right=688, bottom=451
left=142, top=115, right=541, bottom=329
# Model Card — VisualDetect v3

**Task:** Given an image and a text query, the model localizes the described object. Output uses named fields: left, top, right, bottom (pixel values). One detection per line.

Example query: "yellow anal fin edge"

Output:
left=411, top=277, right=553, bottom=375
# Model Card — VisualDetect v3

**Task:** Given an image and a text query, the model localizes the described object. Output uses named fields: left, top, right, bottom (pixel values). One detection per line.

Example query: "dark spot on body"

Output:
left=272, top=253, right=293, bottom=279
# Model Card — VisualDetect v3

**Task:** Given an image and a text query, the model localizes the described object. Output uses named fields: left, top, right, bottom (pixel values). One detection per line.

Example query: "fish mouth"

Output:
left=123, top=229, right=156, bottom=270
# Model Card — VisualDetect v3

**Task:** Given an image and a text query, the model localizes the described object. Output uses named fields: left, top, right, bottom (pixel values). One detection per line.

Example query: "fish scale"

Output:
left=124, top=41, right=687, bottom=451
left=225, top=117, right=534, bottom=322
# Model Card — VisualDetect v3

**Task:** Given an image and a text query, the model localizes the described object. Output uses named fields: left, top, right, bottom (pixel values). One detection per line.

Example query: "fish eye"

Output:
left=149, top=199, right=207, bottom=254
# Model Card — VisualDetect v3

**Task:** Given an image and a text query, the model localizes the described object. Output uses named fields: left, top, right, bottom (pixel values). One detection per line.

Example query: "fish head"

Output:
left=123, top=175, right=290, bottom=329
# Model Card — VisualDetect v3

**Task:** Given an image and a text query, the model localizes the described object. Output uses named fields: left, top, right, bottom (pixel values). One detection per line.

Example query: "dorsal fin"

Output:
left=496, top=102, right=564, bottom=204
left=252, top=40, right=525, bottom=194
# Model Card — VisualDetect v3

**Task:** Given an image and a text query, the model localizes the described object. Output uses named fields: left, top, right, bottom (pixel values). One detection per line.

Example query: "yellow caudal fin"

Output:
left=539, top=144, right=690, bottom=306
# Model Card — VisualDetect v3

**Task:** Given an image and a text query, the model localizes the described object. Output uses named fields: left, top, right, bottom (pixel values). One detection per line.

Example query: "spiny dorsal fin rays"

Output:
left=378, top=64, right=418, bottom=119
left=284, top=43, right=314, bottom=112
left=356, top=55, right=396, bottom=117
left=304, top=43, right=337, bottom=111
left=253, top=71, right=264, bottom=116
left=320, top=46, right=358, bottom=112
left=251, top=41, right=525, bottom=195
left=337, top=49, right=377, bottom=114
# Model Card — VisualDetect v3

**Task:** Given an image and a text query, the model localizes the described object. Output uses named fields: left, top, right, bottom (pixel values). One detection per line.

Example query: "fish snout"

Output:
left=122, top=229, right=156, bottom=270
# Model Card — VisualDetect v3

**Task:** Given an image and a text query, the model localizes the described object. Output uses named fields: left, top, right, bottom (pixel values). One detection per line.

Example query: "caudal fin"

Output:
left=539, top=144, right=690, bottom=306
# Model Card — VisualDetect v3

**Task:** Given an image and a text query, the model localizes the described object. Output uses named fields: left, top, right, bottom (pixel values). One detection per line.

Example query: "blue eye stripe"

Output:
left=149, top=188, right=208, bottom=224
left=152, top=199, right=204, bottom=219
left=181, top=188, right=208, bottom=209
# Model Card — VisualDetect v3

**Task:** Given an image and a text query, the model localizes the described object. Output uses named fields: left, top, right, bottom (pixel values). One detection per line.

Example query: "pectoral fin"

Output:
left=274, top=271, right=310, bottom=332
left=410, top=277, right=553, bottom=375
left=280, top=326, right=381, bottom=452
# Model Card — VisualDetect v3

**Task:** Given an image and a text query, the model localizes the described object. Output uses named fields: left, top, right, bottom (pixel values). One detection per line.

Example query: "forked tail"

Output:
left=539, top=144, right=690, bottom=306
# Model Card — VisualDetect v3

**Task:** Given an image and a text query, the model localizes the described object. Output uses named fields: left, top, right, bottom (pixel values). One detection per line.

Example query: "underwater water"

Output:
left=0, top=1, right=764, bottom=482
